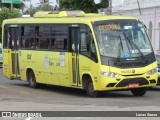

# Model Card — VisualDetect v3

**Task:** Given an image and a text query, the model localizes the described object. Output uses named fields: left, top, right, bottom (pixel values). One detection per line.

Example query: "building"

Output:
left=113, top=0, right=160, bottom=54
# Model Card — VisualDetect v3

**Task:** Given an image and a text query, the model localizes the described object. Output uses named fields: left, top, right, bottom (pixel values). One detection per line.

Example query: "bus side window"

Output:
left=38, top=25, right=50, bottom=50
left=8, top=28, right=13, bottom=49
left=35, top=26, right=39, bottom=37
left=4, top=26, right=10, bottom=48
left=35, top=38, right=39, bottom=49
left=51, top=38, right=56, bottom=50
left=81, top=33, right=87, bottom=51
left=51, top=25, right=68, bottom=51
left=39, top=38, right=49, bottom=49
left=64, top=39, right=67, bottom=50
left=3, top=26, right=9, bottom=48
left=80, top=31, right=97, bottom=62
left=30, top=38, right=34, bottom=49
left=21, top=37, right=25, bottom=49
left=20, top=26, right=24, bottom=49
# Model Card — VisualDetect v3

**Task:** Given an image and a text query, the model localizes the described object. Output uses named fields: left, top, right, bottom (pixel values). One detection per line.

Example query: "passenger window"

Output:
left=39, top=38, right=49, bottom=49
left=51, top=25, right=68, bottom=51
left=18, top=24, right=69, bottom=51
left=21, top=26, right=35, bottom=49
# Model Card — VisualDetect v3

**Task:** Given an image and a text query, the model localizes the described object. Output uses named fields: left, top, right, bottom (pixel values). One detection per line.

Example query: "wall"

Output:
left=113, top=5, right=160, bottom=54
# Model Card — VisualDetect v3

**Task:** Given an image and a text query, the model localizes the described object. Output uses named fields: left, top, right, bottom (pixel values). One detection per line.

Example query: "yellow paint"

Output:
left=1, top=11, right=158, bottom=93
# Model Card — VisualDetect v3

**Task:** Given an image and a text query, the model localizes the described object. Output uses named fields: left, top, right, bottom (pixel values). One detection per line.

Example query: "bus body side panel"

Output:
left=79, top=55, right=101, bottom=89
left=19, top=50, right=71, bottom=87
left=18, top=50, right=32, bottom=81
left=2, top=49, right=12, bottom=79
left=46, top=51, right=71, bottom=87
left=18, top=50, right=27, bottom=81
left=32, top=51, right=46, bottom=84
left=18, top=50, right=46, bottom=83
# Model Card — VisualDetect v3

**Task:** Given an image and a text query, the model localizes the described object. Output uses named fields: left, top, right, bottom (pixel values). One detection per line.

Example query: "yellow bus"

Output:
left=2, top=11, right=158, bottom=97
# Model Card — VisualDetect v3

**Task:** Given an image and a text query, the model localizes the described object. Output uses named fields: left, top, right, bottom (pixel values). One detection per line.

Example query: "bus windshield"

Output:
left=93, top=20, right=153, bottom=58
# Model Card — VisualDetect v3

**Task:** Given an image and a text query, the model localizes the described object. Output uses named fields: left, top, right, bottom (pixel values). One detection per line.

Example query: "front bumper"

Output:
left=93, top=72, right=158, bottom=91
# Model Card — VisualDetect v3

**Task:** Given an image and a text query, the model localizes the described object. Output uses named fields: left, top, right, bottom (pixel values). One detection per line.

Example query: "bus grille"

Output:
left=114, top=62, right=146, bottom=68
left=116, top=78, right=149, bottom=87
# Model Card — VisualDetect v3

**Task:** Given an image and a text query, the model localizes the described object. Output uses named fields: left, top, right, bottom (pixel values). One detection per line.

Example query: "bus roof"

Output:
left=3, top=10, right=138, bottom=25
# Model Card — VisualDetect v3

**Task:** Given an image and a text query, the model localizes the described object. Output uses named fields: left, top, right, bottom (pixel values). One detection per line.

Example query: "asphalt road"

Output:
left=0, top=68, right=160, bottom=119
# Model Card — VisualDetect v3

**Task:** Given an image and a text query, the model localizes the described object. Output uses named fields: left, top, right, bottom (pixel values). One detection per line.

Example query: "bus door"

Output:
left=70, top=27, right=81, bottom=86
left=9, top=27, right=20, bottom=79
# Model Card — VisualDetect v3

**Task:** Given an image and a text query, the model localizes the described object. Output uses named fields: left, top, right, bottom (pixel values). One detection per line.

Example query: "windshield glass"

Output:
left=156, top=55, right=160, bottom=64
left=93, top=20, right=153, bottom=58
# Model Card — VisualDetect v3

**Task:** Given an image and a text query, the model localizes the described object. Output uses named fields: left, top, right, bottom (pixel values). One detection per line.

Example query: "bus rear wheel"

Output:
left=131, top=88, right=147, bottom=96
left=28, top=70, right=38, bottom=88
left=86, top=78, right=99, bottom=97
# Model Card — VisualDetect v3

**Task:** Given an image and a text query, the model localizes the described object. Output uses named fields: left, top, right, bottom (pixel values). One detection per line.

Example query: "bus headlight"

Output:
left=101, top=71, right=120, bottom=78
left=147, top=68, right=158, bottom=75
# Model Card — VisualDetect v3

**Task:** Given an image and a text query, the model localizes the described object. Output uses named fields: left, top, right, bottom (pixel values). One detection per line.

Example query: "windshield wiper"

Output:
left=123, top=32, right=145, bottom=60
left=117, top=35, right=124, bottom=62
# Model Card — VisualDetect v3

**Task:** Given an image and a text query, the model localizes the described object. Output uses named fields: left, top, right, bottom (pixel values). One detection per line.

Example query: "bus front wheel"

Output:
left=86, top=78, right=99, bottom=97
left=28, top=70, right=38, bottom=88
left=131, top=88, right=147, bottom=96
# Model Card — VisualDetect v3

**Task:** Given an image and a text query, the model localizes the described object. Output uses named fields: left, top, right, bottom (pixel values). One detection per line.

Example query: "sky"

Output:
left=112, top=0, right=123, bottom=6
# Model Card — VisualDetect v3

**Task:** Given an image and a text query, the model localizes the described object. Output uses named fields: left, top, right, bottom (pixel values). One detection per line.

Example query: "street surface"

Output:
left=0, top=68, right=160, bottom=119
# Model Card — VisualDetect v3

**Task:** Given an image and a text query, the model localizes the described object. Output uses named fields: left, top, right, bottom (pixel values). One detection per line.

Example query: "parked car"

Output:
left=0, top=47, right=2, bottom=67
left=156, top=54, right=160, bottom=85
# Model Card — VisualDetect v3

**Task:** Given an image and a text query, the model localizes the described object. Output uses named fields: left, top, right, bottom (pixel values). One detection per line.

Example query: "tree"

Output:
left=59, top=0, right=109, bottom=13
left=36, top=3, right=54, bottom=12
left=23, top=2, right=54, bottom=16
left=0, top=7, right=22, bottom=43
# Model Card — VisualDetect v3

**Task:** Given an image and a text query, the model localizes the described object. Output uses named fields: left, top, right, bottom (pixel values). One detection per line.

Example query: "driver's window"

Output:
left=80, top=25, right=97, bottom=62
left=81, top=33, right=87, bottom=51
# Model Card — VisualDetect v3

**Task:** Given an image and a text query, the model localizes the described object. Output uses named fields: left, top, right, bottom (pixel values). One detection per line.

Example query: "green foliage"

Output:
left=59, top=0, right=109, bottom=13
left=24, top=3, right=54, bottom=17
left=0, top=7, right=22, bottom=25
left=37, top=4, right=54, bottom=11
left=0, top=7, right=22, bottom=43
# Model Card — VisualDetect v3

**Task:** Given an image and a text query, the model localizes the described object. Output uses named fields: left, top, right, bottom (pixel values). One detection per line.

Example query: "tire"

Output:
left=86, top=78, right=99, bottom=97
left=131, top=88, right=147, bottom=96
left=28, top=70, right=38, bottom=88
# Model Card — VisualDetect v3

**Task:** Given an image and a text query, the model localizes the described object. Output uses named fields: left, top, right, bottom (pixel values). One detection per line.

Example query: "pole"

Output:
left=137, top=0, right=141, bottom=15
left=57, top=0, right=59, bottom=9
left=109, top=0, right=112, bottom=15
left=10, top=3, right=13, bottom=10
left=30, top=0, right=32, bottom=15
left=110, top=0, right=112, bottom=15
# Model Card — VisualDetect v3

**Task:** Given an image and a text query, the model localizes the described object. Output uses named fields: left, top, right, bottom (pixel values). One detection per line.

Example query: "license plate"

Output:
left=128, top=83, right=139, bottom=88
